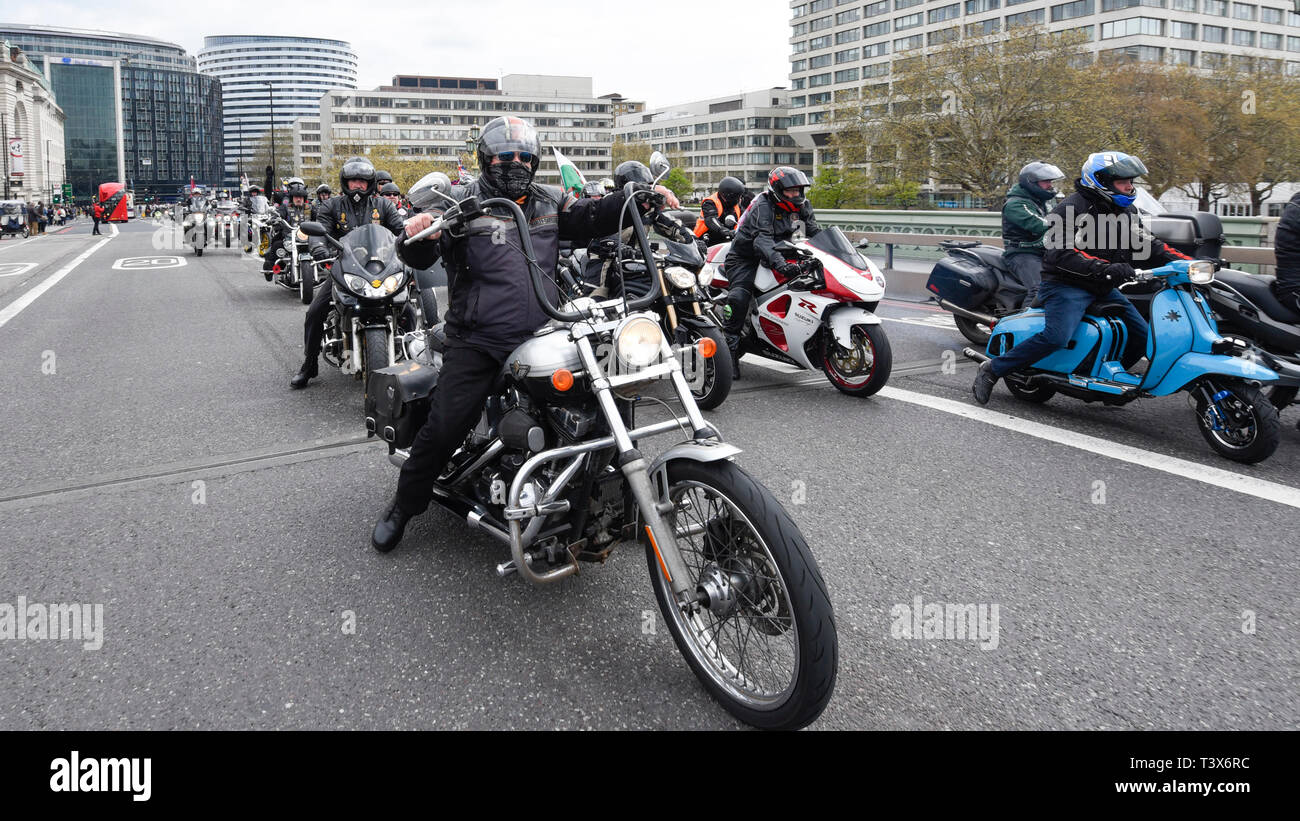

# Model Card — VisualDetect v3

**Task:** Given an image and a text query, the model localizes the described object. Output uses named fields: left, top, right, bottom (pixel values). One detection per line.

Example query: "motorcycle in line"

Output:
left=363, top=171, right=838, bottom=729
left=296, top=221, right=415, bottom=395
left=559, top=154, right=733, bottom=409
left=265, top=213, right=319, bottom=304
left=701, top=228, right=893, bottom=396
left=964, top=258, right=1283, bottom=463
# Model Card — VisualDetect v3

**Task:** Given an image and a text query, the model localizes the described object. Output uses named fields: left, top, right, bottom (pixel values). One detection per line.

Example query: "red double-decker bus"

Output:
left=98, top=183, right=129, bottom=222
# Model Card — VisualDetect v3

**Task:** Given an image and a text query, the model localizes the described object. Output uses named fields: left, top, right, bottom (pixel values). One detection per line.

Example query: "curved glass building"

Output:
left=197, top=36, right=357, bottom=186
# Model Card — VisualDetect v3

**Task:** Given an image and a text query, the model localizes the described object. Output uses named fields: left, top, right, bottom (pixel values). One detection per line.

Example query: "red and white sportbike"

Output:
left=703, top=227, right=892, bottom=396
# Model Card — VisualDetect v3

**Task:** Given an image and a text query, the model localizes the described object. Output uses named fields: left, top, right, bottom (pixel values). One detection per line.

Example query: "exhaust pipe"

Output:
left=962, top=347, right=991, bottom=364
left=939, top=299, right=998, bottom=328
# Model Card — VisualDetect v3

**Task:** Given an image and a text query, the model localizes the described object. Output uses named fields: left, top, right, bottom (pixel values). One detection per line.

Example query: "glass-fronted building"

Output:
left=0, top=24, right=223, bottom=200
left=197, top=36, right=357, bottom=186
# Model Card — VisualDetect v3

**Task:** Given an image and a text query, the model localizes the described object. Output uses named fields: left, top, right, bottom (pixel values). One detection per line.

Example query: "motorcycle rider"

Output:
left=1001, top=161, right=1065, bottom=305
left=311, top=184, right=332, bottom=220
left=379, top=182, right=408, bottom=218
left=694, top=176, right=746, bottom=246
left=973, top=151, right=1190, bottom=404
left=263, top=181, right=312, bottom=277
left=290, top=157, right=406, bottom=389
left=720, top=166, right=821, bottom=377
left=370, top=115, right=678, bottom=551
left=375, top=170, right=394, bottom=192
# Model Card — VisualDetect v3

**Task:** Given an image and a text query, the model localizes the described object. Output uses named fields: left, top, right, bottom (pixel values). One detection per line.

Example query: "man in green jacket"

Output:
left=1000, top=161, right=1065, bottom=306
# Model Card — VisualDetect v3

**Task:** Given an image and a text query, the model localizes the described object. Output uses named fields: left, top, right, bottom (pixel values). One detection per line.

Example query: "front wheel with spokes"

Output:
left=647, top=459, right=837, bottom=730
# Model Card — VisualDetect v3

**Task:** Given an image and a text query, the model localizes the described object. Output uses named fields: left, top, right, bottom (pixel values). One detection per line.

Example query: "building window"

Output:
left=864, top=20, right=891, bottom=38
left=811, top=15, right=834, bottom=31
left=793, top=40, right=808, bottom=53
left=1102, top=17, right=1165, bottom=38
left=793, top=3, right=809, bottom=17
left=1203, top=0, right=1227, bottom=14
left=967, top=18, right=1001, bottom=35
left=1232, top=2, right=1257, bottom=19
left=792, top=22, right=810, bottom=36
left=836, top=8, right=860, bottom=23
left=1261, top=31, right=1282, bottom=49
left=835, top=29, right=861, bottom=44
left=791, top=58, right=808, bottom=72
left=835, top=47, right=861, bottom=62
left=930, top=4, right=962, bottom=23
left=1203, top=24, right=1227, bottom=43
left=928, top=27, right=960, bottom=45
left=1102, top=44, right=1166, bottom=62
left=790, top=96, right=807, bottom=108
left=810, top=35, right=832, bottom=50
left=834, top=68, right=860, bottom=82
left=1231, top=28, right=1255, bottom=46
left=966, top=0, right=1000, bottom=11
left=1101, top=0, right=1167, bottom=8
left=1202, top=51, right=1228, bottom=68
left=810, top=0, right=832, bottom=10
left=895, top=12, right=924, bottom=30
left=863, top=61, right=891, bottom=77
left=1006, top=8, right=1046, bottom=25
left=1170, top=48, right=1196, bottom=65
left=810, top=54, right=833, bottom=68
left=1170, top=0, right=1197, bottom=9
left=1051, top=0, right=1094, bottom=21
left=865, top=0, right=890, bottom=16
left=896, top=0, right=924, bottom=7
left=894, top=33, right=924, bottom=50
left=808, top=72, right=833, bottom=86
left=1291, top=36, right=1300, bottom=52
left=1171, top=21, right=1197, bottom=38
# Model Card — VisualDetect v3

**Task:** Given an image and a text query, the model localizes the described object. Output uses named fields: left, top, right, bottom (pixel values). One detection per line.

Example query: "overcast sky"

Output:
left=11, top=2, right=792, bottom=109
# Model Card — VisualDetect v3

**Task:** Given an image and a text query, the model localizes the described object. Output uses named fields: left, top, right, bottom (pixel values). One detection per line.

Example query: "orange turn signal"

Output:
left=551, top=369, right=574, bottom=391
left=697, top=337, right=717, bottom=359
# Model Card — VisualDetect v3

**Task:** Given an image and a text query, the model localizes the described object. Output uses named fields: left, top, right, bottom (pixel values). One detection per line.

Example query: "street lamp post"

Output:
left=262, top=81, right=276, bottom=180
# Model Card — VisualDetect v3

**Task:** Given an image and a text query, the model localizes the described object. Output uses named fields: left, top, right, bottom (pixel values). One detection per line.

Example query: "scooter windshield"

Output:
left=808, top=226, right=868, bottom=270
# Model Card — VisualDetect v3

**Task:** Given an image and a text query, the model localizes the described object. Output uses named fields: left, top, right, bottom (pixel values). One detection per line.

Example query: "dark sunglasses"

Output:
left=495, top=151, right=536, bottom=164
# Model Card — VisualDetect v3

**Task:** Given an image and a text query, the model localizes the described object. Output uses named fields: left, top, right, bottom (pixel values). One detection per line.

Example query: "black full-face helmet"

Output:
left=476, top=116, right=542, bottom=199
left=315, top=184, right=331, bottom=200
left=339, top=157, right=377, bottom=204
left=767, top=166, right=810, bottom=212
left=613, top=161, right=654, bottom=190
left=717, top=176, right=745, bottom=208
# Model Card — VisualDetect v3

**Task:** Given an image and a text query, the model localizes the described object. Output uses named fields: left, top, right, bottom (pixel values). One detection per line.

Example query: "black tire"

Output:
left=954, top=314, right=993, bottom=346
left=1193, top=381, right=1280, bottom=464
left=647, top=459, right=837, bottom=730
left=1266, top=385, right=1297, bottom=412
left=683, top=323, right=732, bottom=410
left=225, top=226, right=232, bottom=248
left=362, top=326, right=390, bottom=395
left=299, top=258, right=314, bottom=305
left=820, top=323, right=892, bottom=396
left=420, top=288, right=440, bottom=329
left=1004, top=373, right=1056, bottom=403
left=21, top=226, right=29, bottom=238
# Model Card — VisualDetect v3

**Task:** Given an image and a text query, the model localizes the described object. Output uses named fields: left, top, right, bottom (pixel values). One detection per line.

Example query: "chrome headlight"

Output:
left=664, top=265, right=695, bottom=290
left=344, top=273, right=370, bottom=295
left=1188, top=260, right=1215, bottom=284
left=381, top=272, right=405, bottom=295
left=615, top=316, right=665, bottom=371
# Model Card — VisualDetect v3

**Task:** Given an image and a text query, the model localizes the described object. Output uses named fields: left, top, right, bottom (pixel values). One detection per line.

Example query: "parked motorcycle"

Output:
left=297, top=221, right=413, bottom=394
left=702, top=229, right=892, bottom=396
left=964, top=258, right=1282, bottom=463
left=364, top=172, right=838, bottom=730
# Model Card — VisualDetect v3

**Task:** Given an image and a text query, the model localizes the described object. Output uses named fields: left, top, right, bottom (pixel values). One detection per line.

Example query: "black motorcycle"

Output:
left=297, top=221, right=415, bottom=394
left=364, top=173, right=837, bottom=730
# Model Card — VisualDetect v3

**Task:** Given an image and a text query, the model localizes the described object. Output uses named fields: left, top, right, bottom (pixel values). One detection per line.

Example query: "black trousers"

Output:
left=396, top=344, right=507, bottom=515
left=91, top=219, right=101, bottom=235
left=720, top=259, right=760, bottom=354
left=302, top=278, right=333, bottom=360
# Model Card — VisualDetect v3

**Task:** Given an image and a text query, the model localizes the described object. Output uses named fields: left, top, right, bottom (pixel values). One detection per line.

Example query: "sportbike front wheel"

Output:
left=647, top=459, right=837, bottom=730
left=821, top=323, right=892, bottom=396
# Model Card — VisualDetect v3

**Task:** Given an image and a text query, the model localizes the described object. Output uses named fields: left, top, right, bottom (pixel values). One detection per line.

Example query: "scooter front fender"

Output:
left=1150, top=352, right=1279, bottom=396
left=826, top=305, right=881, bottom=349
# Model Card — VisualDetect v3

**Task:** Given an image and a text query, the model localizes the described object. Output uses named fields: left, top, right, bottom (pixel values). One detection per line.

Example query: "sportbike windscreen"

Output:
left=808, top=227, right=868, bottom=270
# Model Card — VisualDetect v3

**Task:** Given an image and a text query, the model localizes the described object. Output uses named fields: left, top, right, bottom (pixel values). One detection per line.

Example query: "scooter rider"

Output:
left=370, top=115, right=679, bottom=551
left=720, top=166, right=821, bottom=377
left=263, top=181, right=312, bottom=277
left=973, top=151, right=1190, bottom=404
left=1001, top=161, right=1065, bottom=305
left=291, top=157, right=406, bottom=389
left=694, top=176, right=746, bottom=246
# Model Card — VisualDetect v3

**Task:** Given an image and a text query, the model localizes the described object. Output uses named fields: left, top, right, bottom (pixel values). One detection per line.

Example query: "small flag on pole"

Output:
left=552, top=147, right=586, bottom=196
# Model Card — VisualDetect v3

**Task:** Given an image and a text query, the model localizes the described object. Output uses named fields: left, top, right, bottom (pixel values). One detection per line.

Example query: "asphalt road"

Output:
left=0, top=218, right=1296, bottom=730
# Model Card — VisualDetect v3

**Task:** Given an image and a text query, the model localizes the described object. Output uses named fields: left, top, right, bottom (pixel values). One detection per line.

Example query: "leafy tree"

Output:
left=661, top=168, right=694, bottom=200
left=612, top=137, right=652, bottom=167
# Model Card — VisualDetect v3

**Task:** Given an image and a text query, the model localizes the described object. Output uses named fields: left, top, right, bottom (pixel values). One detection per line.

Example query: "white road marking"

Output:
left=0, top=235, right=115, bottom=332
left=881, top=314, right=958, bottom=329
left=743, top=357, right=805, bottom=374
left=878, top=385, right=1300, bottom=510
left=0, top=263, right=38, bottom=278
left=112, top=256, right=186, bottom=270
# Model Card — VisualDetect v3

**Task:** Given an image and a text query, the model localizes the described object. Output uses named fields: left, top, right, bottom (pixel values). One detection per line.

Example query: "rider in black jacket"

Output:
left=290, top=158, right=406, bottom=388
left=720, top=166, right=821, bottom=375
left=1274, top=190, right=1300, bottom=312
left=370, top=115, right=678, bottom=551
left=263, top=181, right=312, bottom=277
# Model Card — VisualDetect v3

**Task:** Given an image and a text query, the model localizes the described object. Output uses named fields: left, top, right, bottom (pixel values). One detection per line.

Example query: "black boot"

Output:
left=372, top=497, right=414, bottom=553
left=971, top=361, right=998, bottom=405
left=290, top=358, right=318, bottom=389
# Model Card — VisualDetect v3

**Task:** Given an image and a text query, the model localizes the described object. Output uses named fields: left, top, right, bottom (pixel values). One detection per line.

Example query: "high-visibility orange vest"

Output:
left=694, top=193, right=740, bottom=238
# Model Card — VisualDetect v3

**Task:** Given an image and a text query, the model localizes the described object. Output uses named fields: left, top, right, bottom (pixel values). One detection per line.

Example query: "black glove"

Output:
left=775, top=261, right=801, bottom=279
left=310, top=245, right=331, bottom=262
left=1102, top=262, right=1136, bottom=282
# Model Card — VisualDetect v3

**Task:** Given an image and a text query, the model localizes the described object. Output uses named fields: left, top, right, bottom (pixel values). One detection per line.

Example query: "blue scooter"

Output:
left=963, top=259, right=1282, bottom=464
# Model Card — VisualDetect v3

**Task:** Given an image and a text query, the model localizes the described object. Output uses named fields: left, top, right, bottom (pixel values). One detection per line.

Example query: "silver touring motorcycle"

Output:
left=365, top=161, right=837, bottom=729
